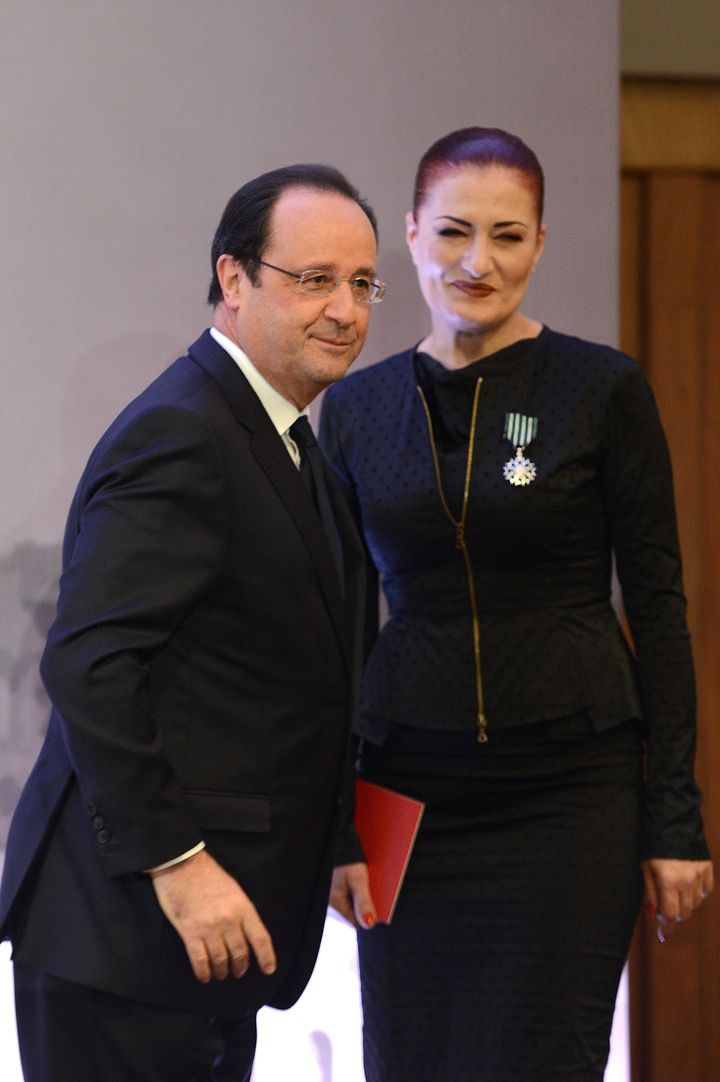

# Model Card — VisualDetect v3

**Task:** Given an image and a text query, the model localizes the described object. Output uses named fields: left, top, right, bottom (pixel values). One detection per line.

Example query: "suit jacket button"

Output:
left=86, top=803, right=98, bottom=816
left=92, top=816, right=105, bottom=830
left=97, top=829, right=110, bottom=845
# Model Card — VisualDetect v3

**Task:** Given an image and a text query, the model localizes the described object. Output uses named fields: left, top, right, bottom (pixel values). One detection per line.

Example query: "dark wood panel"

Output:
left=646, top=174, right=704, bottom=606
left=694, top=173, right=720, bottom=1082
left=622, top=171, right=720, bottom=1082
left=620, top=174, right=643, bottom=361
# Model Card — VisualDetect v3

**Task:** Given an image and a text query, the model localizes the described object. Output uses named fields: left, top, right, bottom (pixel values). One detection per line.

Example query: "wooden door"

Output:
left=621, top=79, right=720, bottom=1082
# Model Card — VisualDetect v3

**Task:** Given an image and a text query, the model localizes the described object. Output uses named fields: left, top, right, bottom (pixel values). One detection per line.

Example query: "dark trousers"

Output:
left=14, top=963, right=257, bottom=1082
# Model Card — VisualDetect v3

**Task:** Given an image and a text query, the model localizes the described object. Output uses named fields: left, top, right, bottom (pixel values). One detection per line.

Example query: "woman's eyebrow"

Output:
left=433, top=215, right=472, bottom=227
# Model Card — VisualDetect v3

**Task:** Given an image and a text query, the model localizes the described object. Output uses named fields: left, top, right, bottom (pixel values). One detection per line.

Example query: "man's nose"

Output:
left=323, top=281, right=357, bottom=322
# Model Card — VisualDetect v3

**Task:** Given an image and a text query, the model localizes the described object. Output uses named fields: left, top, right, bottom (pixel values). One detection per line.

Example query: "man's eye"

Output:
left=302, top=272, right=331, bottom=289
left=350, top=277, right=372, bottom=293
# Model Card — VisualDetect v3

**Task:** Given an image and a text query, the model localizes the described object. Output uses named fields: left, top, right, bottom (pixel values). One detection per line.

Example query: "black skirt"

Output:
left=356, top=717, right=644, bottom=1082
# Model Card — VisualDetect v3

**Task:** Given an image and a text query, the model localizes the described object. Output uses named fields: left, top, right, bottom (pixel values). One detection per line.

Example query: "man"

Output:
left=0, top=164, right=382, bottom=1080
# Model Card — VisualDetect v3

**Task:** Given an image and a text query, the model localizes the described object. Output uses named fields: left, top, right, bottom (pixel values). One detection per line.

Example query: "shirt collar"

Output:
left=209, top=326, right=304, bottom=438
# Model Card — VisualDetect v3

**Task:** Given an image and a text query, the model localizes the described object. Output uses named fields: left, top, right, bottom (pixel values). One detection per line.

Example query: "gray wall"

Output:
left=0, top=0, right=620, bottom=843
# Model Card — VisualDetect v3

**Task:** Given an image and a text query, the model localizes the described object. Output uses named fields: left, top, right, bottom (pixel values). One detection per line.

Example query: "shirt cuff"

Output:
left=146, top=840, right=206, bottom=873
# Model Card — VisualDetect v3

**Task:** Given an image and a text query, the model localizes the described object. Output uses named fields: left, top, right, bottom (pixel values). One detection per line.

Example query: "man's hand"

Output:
left=149, top=849, right=277, bottom=983
left=329, top=862, right=376, bottom=929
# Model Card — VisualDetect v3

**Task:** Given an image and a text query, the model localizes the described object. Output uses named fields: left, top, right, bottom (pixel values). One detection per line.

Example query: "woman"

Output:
left=319, top=128, right=713, bottom=1082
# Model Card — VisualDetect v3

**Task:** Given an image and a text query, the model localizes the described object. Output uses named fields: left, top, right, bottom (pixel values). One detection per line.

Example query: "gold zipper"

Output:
left=417, top=379, right=488, bottom=742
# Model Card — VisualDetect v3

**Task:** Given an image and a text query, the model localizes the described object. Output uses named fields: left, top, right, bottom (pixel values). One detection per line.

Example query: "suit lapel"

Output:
left=187, top=331, right=353, bottom=672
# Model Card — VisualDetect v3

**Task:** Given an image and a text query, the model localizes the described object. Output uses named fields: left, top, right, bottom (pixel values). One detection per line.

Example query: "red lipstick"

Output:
left=452, top=281, right=496, bottom=297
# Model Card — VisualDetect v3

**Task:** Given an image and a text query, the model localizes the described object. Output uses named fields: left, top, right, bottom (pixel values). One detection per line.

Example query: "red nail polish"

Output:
left=646, top=903, right=655, bottom=918
left=363, top=912, right=376, bottom=928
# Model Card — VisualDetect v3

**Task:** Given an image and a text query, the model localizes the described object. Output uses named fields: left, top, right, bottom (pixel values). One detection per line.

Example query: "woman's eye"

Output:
left=437, top=227, right=467, bottom=238
left=496, top=232, right=523, bottom=243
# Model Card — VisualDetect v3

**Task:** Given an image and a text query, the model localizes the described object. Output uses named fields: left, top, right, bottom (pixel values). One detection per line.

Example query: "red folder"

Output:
left=354, top=779, right=425, bottom=924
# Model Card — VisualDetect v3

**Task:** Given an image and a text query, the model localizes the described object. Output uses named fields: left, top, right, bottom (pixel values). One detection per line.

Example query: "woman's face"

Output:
left=406, top=164, right=546, bottom=340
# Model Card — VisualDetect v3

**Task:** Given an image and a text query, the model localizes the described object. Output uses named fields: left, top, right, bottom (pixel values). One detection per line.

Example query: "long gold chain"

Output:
left=416, top=378, right=488, bottom=742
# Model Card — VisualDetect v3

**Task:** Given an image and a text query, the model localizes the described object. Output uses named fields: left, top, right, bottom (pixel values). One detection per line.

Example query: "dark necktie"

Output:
left=289, top=416, right=344, bottom=586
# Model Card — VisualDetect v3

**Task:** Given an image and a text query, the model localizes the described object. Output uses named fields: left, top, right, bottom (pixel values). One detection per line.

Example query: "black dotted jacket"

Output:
left=320, top=327, right=708, bottom=860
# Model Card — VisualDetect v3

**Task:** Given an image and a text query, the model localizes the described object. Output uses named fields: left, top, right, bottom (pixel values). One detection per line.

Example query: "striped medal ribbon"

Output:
left=502, top=412, right=538, bottom=486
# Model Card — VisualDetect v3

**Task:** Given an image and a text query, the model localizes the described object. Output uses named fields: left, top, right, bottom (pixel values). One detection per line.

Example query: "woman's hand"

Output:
left=641, top=857, right=714, bottom=943
left=329, top=862, right=377, bottom=929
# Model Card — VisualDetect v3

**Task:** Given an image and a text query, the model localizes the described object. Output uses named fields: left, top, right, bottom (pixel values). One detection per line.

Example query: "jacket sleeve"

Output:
left=319, top=389, right=378, bottom=865
left=600, top=365, right=709, bottom=860
left=40, top=403, right=229, bottom=876
left=319, top=388, right=379, bottom=663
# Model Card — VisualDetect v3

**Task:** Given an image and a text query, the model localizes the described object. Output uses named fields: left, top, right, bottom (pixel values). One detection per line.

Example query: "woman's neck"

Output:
left=419, top=314, right=542, bottom=370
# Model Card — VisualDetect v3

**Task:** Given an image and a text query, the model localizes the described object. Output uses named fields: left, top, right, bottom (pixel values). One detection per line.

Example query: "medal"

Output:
left=503, top=447, right=537, bottom=486
left=503, top=412, right=538, bottom=486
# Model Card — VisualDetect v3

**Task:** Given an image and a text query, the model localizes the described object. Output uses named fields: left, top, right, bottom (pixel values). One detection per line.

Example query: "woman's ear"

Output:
left=405, top=211, right=419, bottom=265
left=531, top=224, right=547, bottom=273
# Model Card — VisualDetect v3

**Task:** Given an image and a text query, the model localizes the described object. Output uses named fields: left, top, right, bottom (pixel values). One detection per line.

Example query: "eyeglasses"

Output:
left=258, top=260, right=386, bottom=305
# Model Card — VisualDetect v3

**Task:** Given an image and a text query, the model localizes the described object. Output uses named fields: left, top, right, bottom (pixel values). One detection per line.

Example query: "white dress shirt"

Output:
left=210, top=326, right=307, bottom=466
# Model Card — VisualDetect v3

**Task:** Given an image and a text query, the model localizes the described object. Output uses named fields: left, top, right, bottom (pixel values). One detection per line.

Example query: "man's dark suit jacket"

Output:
left=0, top=329, right=364, bottom=1014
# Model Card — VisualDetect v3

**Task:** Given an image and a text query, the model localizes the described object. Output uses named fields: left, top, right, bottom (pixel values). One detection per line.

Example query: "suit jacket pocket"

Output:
left=184, top=789, right=271, bottom=833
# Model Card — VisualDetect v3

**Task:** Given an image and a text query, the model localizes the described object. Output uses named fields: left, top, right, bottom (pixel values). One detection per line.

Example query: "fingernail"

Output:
left=363, top=912, right=376, bottom=928
left=646, top=903, right=655, bottom=918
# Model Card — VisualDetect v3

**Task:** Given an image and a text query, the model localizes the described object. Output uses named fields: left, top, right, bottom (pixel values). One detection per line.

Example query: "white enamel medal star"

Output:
left=503, top=446, right=537, bottom=486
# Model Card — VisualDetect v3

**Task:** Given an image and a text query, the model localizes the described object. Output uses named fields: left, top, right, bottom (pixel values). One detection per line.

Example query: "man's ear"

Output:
left=215, top=255, right=244, bottom=309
